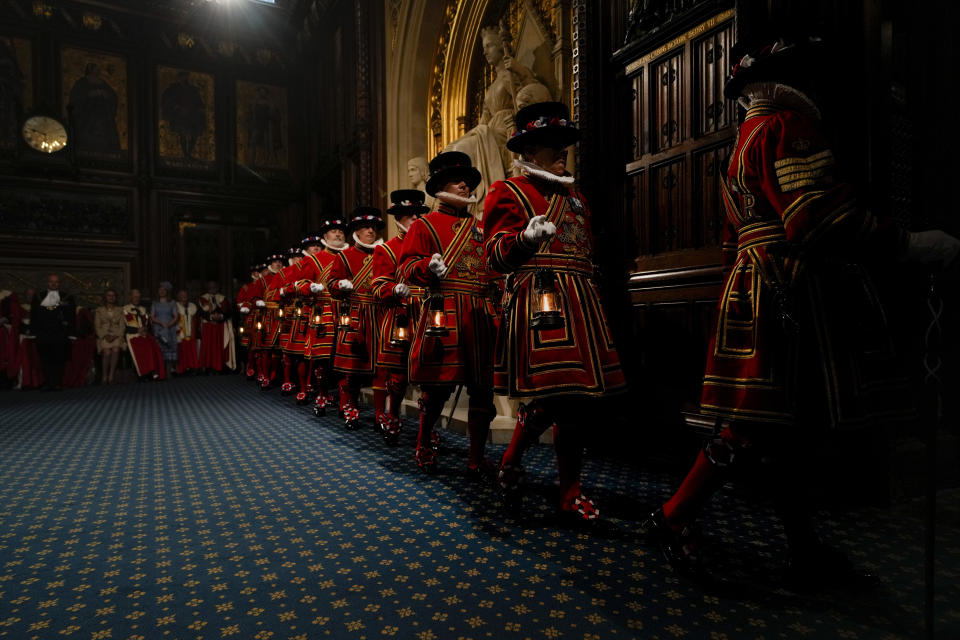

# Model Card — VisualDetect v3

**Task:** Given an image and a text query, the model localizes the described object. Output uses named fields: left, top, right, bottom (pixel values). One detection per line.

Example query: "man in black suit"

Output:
left=31, top=273, right=76, bottom=391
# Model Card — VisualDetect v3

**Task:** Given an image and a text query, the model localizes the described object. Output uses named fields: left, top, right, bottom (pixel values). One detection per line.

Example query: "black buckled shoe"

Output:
left=642, top=508, right=702, bottom=576
left=343, top=405, right=360, bottom=430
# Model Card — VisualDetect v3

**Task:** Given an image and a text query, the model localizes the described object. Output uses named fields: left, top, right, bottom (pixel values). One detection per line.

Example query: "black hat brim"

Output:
left=387, top=205, right=431, bottom=217
left=349, top=219, right=386, bottom=231
left=723, top=42, right=822, bottom=100
left=425, top=166, right=482, bottom=197
left=506, top=126, right=580, bottom=153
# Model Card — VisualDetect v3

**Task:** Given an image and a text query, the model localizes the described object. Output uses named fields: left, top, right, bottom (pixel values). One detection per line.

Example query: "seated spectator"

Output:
left=94, top=288, right=125, bottom=385
left=175, top=289, right=200, bottom=375
left=150, top=282, right=179, bottom=377
left=124, top=289, right=166, bottom=381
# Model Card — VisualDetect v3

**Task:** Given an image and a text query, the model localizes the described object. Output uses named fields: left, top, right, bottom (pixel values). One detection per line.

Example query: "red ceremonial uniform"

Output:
left=235, top=282, right=255, bottom=349
left=0, top=290, right=22, bottom=384
left=63, top=307, right=96, bottom=388
left=294, top=247, right=345, bottom=412
left=277, top=262, right=308, bottom=356
left=176, top=301, right=201, bottom=374
left=329, top=245, right=380, bottom=375
left=701, top=101, right=909, bottom=428
left=123, top=303, right=166, bottom=380
left=295, top=250, right=340, bottom=361
left=372, top=233, right=423, bottom=370
left=398, top=211, right=497, bottom=386
left=484, top=175, right=626, bottom=398
left=398, top=205, right=497, bottom=471
left=260, top=270, right=285, bottom=349
left=198, top=292, right=233, bottom=371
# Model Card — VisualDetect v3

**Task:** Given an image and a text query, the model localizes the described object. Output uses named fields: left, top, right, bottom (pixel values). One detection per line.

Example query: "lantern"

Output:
left=278, top=307, right=284, bottom=318
left=530, top=269, right=564, bottom=330
left=338, top=305, right=353, bottom=329
left=256, top=320, right=264, bottom=335
left=389, top=310, right=412, bottom=347
left=424, top=294, right=448, bottom=337
left=311, top=313, right=325, bottom=337
left=238, top=326, right=244, bottom=336
left=296, top=305, right=302, bottom=316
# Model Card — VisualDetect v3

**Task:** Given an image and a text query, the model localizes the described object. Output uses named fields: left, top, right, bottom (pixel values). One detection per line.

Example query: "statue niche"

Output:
left=444, top=24, right=551, bottom=214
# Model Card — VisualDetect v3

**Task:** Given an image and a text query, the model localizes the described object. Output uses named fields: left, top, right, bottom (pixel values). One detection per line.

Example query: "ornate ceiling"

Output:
left=70, top=0, right=309, bottom=33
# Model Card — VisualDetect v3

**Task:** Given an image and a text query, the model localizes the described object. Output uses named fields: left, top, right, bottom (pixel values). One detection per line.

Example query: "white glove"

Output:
left=428, top=253, right=448, bottom=278
left=278, top=286, right=286, bottom=297
left=255, top=299, right=266, bottom=308
left=337, top=279, right=354, bottom=292
left=902, top=230, right=960, bottom=267
left=522, top=215, right=557, bottom=244
left=310, top=282, right=325, bottom=294
left=240, top=306, right=251, bottom=315
left=68, top=336, right=77, bottom=341
left=393, top=283, right=410, bottom=298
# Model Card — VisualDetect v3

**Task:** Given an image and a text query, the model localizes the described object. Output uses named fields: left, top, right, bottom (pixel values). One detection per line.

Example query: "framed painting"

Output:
left=60, top=45, right=129, bottom=161
left=157, top=66, right=216, bottom=171
left=236, top=80, right=288, bottom=179
left=0, top=36, right=33, bottom=151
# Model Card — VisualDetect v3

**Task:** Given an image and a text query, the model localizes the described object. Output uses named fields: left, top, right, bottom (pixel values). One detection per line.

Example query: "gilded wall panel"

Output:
left=236, top=80, right=288, bottom=174
left=157, top=66, right=216, bottom=170
left=0, top=36, right=33, bottom=151
left=60, top=46, right=129, bottom=160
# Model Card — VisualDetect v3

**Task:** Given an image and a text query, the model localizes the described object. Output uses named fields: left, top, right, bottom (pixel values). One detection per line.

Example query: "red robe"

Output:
left=329, top=244, right=380, bottom=375
left=123, top=304, right=166, bottom=379
left=371, top=233, right=423, bottom=370
left=0, top=290, right=21, bottom=381
left=701, top=101, right=909, bottom=428
left=398, top=208, right=496, bottom=386
left=176, top=302, right=201, bottom=373
left=294, top=249, right=341, bottom=360
left=198, top=293, right=233, bottom=370
left=63, top=307, right=96, bottom=388
left=483, top=175, right=626, bottom=399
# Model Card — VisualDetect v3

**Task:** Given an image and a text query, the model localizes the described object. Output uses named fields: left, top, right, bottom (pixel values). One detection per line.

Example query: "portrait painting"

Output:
left=60, top=46, right=129, bottom=160
left=0, top=36, right=33, bottom=150
left=236, top=80, right=287, bottom=175
left=157, top=66, right=216, bottom=170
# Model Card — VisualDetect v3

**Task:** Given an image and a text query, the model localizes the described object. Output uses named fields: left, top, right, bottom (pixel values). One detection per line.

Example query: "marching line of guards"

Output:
left=234, top=101, right=625, bottom=524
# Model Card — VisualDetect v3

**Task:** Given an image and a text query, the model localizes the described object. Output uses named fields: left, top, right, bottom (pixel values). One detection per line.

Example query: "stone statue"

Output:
left=406, top=156, right=435, bottom=211
left=444, top=25, right=550, bottom=215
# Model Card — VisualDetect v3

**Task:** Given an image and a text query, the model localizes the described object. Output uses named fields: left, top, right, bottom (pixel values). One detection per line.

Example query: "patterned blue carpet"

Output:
left=0, top=376, right=957, bottom=639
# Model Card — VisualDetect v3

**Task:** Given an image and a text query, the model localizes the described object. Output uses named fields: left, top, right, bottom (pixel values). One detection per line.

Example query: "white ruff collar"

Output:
left=396, top=220, right=411, bottom=235
left=352, top=232, right=384, bottom=250
left=40, top=290, right=61, bottom=308
left=435, top=191, right=477, bottom=207
left=512, top=159, right=576, bottom=185
left=268, top=265, right=281, bottom=274
left=740, top=82, right=821, bottom=121
left=321, top=238, right=348, bottom=252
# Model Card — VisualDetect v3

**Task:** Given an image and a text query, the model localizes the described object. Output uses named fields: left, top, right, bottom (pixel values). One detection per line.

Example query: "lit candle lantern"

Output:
left=278, top=308, right=284, bottom=318
left=424, top=294, right=448, bottom=337
left=390, top=310, right=411, bottom=347
left=296, top=306, right=302, bottom=316
left=530, top=269, right=564, bottom=330
left=312, top=314, right=325, bottom=337
left=238, top=326, right=244, bottom=335
left=338, top=306, right=353, bottom=329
